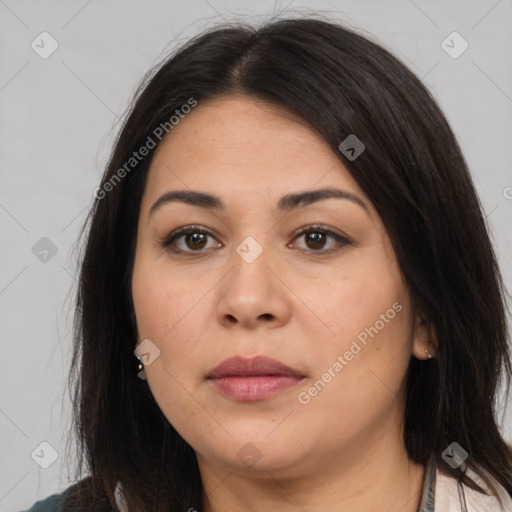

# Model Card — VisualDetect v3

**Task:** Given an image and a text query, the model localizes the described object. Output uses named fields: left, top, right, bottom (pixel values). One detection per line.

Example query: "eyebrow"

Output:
left=149, top=187, right=369, bottom=217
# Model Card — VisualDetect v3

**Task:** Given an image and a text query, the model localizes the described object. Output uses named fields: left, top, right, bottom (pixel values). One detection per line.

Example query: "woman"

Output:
left=24, top=16, right=512, bottom=512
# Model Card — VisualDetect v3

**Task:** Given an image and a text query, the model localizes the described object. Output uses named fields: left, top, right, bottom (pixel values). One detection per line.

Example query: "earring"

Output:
left=136, top=358, right=147, bottom=380
left=425, top=339, right=433, bottom=359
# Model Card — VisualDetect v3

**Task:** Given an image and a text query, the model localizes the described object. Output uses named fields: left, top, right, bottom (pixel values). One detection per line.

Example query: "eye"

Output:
left=291, top=224, right=351, bottom=254
left=160, top=225, right=221, bottom=254
left=160, top=224, right=351, bottom=256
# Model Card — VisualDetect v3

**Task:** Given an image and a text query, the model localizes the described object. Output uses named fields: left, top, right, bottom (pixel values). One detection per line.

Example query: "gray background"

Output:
left=1, top=1, right=511, bottom=510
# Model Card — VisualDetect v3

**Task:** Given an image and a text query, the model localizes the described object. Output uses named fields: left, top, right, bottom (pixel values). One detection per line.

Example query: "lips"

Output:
left=208, top=355, right=303, bottom=378
left=207, top=356, right=305, bottom=402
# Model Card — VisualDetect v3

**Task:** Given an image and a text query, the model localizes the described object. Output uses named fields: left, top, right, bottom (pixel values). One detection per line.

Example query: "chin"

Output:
left=194, top=428, right=307, bottom=475
left=208, top=444, right=303, bottom=476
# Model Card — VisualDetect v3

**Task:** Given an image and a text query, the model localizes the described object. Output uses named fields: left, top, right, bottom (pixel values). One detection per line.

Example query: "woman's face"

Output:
left=131, top=95, right=429, bottom=478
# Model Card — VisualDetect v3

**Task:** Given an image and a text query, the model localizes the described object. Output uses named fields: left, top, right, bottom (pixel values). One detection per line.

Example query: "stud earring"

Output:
left=425, top=339, right=433, bottom=359
left=136, top=357, right=147, bottom=380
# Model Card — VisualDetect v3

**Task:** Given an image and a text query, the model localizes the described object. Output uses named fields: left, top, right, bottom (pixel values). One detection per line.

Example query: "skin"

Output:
left=131, top=95, right=436, bottom=512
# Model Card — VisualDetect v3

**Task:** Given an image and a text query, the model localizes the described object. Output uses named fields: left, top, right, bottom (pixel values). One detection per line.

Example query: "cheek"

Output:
left=145, top=365, right=232, bottom=460
left=131, top=261, right=222, bottom=439
left=296, top=254, right=413, bottom=420
left=132, top=263, right=221, bottom=447
left=306, top=251, right=410, bottom=357
left=132, top=256, right=211, bottom=354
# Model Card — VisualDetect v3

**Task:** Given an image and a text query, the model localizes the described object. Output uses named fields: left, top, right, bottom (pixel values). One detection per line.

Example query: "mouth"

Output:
left=207, top=355, right=305, bottom=402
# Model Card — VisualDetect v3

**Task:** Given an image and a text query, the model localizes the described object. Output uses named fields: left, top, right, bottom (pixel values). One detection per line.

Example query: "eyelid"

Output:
left=290, top=223, right=349, bottom=242
left=160, top=223, right=352, bottom=255
left=160, top=225, right=219, bottom=253
left=290, top=224, right=352, bottom=254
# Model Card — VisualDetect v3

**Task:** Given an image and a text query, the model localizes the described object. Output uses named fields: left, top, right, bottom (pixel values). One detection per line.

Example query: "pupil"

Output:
left=307, top=232, right=325, bottom=249
left=187, top=233, right=206, bottom=250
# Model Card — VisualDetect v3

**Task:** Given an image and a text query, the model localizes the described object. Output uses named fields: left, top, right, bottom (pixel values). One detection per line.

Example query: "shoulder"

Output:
left=20, top=488, right=69, bottom=512
left=21, top=478, right=116, bottom=512
left=435, top=467, right=512, bottom=512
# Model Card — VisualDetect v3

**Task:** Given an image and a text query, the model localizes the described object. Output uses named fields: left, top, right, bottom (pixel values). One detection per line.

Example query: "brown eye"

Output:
left=303, top=231, right=328, bottom=250
left=183, top=232, right=208, bottom=250
left=162, top=224, right=351, bottom=257
left=161, top=226, right=221, bottom=254
left=292, top=225, right=351, bottom=254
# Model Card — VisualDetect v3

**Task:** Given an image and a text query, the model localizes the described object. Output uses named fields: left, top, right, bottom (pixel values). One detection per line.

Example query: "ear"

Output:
left=411, top=310, right=438, bottom=360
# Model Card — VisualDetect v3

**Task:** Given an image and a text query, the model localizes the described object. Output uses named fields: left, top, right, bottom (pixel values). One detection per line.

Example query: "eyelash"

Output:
left=160, top=224, right=352, bottom=257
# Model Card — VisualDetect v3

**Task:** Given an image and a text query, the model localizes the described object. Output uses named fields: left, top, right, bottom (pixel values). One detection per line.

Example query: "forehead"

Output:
left=142, top=95, right=367, bottom=213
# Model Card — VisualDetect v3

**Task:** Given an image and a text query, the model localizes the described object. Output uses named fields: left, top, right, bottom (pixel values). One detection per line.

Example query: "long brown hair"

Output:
left=65, top=15, right=512, bottom=511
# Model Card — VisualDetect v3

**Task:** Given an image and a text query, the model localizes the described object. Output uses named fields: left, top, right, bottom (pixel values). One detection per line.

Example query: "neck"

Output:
left=199, top=423, right=425, bottom=512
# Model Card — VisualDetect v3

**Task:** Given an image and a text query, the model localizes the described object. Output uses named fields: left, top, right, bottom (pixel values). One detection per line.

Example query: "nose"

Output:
left=215, top=236, right=292, bottom=331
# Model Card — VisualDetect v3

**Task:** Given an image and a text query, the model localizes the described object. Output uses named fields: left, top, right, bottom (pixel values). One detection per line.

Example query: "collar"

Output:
left=116, top=454, right=499, bottom=512
left=114, top=481, right=128, bottom=512
left=418, top=454, right=436, bottom=512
